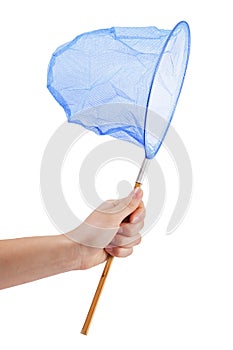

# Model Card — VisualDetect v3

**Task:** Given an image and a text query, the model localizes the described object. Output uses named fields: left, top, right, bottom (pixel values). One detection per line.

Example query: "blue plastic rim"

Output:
left=145, top=21, right=190, bottom=158
left=47, top=21, right=190, bottom=159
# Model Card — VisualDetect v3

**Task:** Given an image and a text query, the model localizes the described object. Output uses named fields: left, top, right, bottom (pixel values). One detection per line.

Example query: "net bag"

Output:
left=47, top=22, right=190, bottom=159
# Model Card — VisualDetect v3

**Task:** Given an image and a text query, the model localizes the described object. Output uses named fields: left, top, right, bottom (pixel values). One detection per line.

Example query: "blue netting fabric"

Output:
left=47, top=21, right=190, bottom=159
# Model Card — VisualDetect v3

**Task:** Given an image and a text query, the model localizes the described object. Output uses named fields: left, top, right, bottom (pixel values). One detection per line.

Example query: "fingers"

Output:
left=108, top=232, right=141, bottom=248
left=105, top=246, right=134, bottom=258
left=119, top=200, right=145, bottom=238
left=113, top=187, right=143, bottom=222
left=129, top=200, right=145, bottom=225
left=105, top=231, right=141, bottom=257
left=105, top=198, right=145, bottom=258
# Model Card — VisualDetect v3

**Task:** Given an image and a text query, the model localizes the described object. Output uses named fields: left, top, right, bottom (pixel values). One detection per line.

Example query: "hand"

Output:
left=66, top=187, right=145, bottom=269
left=0, top=188, right=144, bottom=289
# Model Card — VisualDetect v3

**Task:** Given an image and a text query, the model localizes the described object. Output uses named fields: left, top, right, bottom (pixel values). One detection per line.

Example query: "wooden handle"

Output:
left=81, top=254, right=114, bottom=335
left=81, top=182, right=142, bottom=335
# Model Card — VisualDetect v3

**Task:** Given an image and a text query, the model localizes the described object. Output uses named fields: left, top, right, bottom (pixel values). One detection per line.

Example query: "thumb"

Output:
left=115, top=187, right=143, bottom=221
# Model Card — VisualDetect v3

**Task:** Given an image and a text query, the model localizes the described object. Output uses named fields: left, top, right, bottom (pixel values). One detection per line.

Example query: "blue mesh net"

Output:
left=47, top=21, right=190, bottom=159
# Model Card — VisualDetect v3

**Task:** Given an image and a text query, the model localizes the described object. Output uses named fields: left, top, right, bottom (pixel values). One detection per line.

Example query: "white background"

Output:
left=0, top=1, right=232, bottom=349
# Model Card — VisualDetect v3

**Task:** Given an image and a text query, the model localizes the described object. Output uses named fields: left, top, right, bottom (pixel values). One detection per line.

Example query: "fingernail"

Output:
left=131, top=215, right=140, bottom=224
left=133, top=187, right=142, bottom=199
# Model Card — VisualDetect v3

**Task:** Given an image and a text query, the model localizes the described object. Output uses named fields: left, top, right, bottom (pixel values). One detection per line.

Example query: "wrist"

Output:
left=62, top=233, right=108, bottom=270
left=58, top=234, right=82, bottom=271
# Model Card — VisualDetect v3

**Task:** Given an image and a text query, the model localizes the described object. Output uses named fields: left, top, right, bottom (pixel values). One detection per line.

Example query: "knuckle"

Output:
left=111, top=246, right=133, bottom=257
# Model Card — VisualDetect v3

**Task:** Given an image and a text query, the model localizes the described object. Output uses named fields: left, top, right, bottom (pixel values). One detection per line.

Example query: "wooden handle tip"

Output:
left=81, top=329, right=88, bottom=336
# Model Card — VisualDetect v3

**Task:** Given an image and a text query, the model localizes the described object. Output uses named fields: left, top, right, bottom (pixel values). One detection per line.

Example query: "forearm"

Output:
left=0, top=234, right=80, bottom=289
